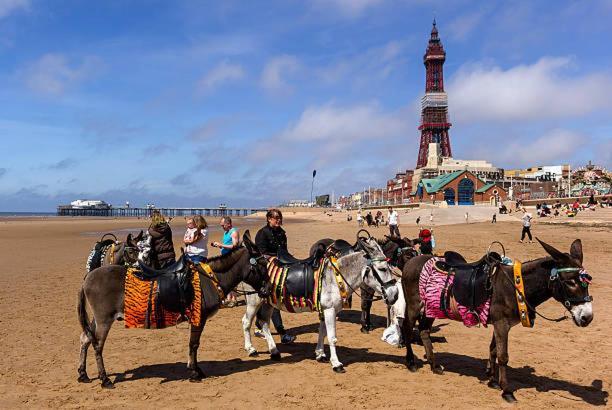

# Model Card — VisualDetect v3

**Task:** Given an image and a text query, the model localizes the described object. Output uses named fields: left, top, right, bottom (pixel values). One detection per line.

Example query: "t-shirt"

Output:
left=388, top=210, right=398, bottom=225
left=522, top=214, right=532, bottom=228
left=221, top=227, right=237, bottom=255
left=185, top=227, right=208, bottom=257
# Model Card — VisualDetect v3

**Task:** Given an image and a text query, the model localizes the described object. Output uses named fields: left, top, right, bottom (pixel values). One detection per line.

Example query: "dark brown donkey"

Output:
left=77, top=231, right=270, bottom=388
left=401, top=238, right=593, bottom=402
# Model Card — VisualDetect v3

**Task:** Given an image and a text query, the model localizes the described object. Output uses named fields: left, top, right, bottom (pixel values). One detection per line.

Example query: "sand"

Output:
left=0, top=210, right=610, bottom=409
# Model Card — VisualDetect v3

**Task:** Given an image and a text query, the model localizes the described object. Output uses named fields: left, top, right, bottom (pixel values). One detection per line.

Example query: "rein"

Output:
left=327, top=257, right=389, bottom=302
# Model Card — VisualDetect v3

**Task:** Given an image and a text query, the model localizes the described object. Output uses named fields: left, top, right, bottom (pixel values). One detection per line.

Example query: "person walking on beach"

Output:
left=148, top=211, right=176, bottom=269
left=520, top=209, right=533, bottom=243
left=183, top=215, right=208, bottom=263
left=416, top=216, right=421, bottom=226
left=388, top=206, right=400, bottom=237
left=254, top=209, right=296, bottom=344
left=357, top=210, right=364, bottom=227
left=492, top=213, right=497, bottom=223
left=465, top=211, right=469, bottom=224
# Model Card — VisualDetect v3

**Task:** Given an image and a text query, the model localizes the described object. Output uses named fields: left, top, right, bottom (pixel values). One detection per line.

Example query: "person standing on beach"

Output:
left=254, top=209, right=296, bottom=344
left=388, top=206, right=400, bottom=237
left=212, top=216, right=239, bottom=255
left=465, top=211, right=469, bottom=224
left=520, top=209, right=533, bottom=243
left=183, top=216, right=208, bottom=263
left=148, top=211, right=176, bottom=269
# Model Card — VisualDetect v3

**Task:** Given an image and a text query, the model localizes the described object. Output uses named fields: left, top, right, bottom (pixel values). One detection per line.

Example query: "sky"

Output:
left=1, top=0, right=611, bottom=211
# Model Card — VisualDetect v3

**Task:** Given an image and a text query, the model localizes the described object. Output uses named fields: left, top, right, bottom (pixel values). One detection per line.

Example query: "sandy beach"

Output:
left=0, top=209, right=610, bottom=409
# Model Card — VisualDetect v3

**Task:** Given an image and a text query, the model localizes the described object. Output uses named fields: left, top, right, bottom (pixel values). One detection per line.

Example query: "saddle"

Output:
left=136, top=256, right=194, bottom=314
left=276, top=249, right=319, bottom=300
left=439, top=251, right=501, bottom=313
left=327, top=239, right=354, bottom=256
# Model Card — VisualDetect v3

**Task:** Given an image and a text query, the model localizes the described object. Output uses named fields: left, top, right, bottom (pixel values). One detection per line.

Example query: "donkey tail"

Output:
left=77, top=287, right=96, bottom=345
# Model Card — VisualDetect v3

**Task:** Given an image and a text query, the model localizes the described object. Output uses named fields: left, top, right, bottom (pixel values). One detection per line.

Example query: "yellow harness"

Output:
left=513, top=261, right=533, bottom=328
left=328, top=257, right=351, bottom=308
left=197, top=263, right=225, bottom=301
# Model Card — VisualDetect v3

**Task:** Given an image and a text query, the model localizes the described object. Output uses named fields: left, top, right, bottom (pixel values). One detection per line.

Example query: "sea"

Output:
left=0, top=211, right=57, bottom=218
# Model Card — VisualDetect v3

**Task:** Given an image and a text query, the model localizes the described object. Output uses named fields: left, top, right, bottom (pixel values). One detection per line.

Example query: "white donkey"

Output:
left=241, top=236, right=399, bottom=373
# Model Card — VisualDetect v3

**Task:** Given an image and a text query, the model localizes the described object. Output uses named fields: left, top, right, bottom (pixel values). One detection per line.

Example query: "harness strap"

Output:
left=198, top=263, right=225, bottom=301
left=513, top=261, right=533, bottom=328
left=328, top=257, right=350, bottom=308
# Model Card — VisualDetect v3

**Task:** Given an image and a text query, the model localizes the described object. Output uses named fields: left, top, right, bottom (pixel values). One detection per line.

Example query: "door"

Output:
left=458, top=179, right=475, bottom=205
left=443, top=188, right=455, bottom=205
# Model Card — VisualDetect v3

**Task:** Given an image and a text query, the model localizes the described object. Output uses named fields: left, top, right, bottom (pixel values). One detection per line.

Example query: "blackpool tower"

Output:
left=416, top=20, right=452, bottom=169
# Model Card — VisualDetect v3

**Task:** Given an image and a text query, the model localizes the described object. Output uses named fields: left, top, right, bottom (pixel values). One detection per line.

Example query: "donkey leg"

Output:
left=242, top=297, right=262, bottom=357
left=486, top=334, right=500, bottom=389
left=259, top=304, right=280, bottom=360
left=402, top=312, right=418, bottom=372
left=419, top=317, right=442, bottom=374
left=324, top=308, right=344, bottom=372
left=187, top=323, right=206, bottom=382
left=494, top=322, right=516, bottom=402
left=91, top=319, right=114, bottom=388
left=77, top=319, right=95, bottom=383
left=315, top=318, right=328, bottom=362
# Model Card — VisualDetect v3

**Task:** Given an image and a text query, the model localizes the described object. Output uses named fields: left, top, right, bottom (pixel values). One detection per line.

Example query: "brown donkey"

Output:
left=77, top=231, right=270, bottom=388
left=401, top=238, right=593, bottom=402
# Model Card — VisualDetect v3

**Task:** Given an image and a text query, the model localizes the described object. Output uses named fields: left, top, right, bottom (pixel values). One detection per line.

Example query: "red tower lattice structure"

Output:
left=416, top=20, right=452, bottom=169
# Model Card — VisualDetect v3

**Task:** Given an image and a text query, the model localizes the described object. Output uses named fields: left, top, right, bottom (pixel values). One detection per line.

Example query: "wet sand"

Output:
left=0, top=212, right=610, bottom=409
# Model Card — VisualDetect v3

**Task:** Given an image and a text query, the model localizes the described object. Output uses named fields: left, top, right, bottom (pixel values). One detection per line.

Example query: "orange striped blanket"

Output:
left=124, top=267, right=202, bottom=329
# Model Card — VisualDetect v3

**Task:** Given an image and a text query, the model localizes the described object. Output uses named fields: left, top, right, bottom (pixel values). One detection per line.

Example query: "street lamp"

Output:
left=310, top=169, right=317, bottom=206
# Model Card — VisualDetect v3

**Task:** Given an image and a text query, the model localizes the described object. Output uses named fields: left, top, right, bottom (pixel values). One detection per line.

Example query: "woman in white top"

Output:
left=184, top=215, right=209, bottom=263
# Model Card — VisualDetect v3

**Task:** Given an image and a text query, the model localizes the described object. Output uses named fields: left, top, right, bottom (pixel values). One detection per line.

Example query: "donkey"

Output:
left=310, top=236, right=416, bottom=333
left=401, top=238, right=593, bottom=402
left=77, top=231, right=270, bottom=388
left=85, top=231, right=148, bottom=272
left=241, top=235, right=400, bottom=373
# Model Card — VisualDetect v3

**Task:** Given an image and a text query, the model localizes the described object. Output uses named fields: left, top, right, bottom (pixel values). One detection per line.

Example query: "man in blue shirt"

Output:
left=212, top=216, right=239, bottom=254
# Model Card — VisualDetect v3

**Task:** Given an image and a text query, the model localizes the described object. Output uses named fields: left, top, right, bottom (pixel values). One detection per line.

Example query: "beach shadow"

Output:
left=111, top=341, right=405, bottom=385
left=337, top=309, right=387, bottom=329
left=435, top=352, right=608, bottom=406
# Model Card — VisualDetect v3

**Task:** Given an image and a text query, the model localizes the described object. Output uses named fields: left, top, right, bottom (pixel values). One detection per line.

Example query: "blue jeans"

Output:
left=187, top=254, right=207, bottom=263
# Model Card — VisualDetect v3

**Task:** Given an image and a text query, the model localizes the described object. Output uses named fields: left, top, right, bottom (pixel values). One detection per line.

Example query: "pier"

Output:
left=57, top=206, right=266, bottom=217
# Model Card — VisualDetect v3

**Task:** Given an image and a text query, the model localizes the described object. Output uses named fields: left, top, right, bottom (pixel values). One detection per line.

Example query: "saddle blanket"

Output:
left=124, top=267, right=202, bottom=329
left=419, top=257, right=491, bottom=327
left=267, top=257, right=325, bottom=313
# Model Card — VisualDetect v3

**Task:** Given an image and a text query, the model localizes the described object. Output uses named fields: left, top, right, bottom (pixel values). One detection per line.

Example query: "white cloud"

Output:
left=198, top=61, right=245, bottom=93
left=448, top=57, right=612, bottom=123
left=260, top=55, right=300, bottom=93
left=0, top=0, right=28, bottom=19
left=312, top=0, right=385, bottom=18
left=22, top=53, right=101, bottom=95
left=252, top=102, right=411, bottom=166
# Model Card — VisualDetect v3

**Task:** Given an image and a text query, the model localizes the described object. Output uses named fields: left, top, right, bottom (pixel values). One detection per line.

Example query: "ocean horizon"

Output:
left=0, top=211, right=57, bottom=217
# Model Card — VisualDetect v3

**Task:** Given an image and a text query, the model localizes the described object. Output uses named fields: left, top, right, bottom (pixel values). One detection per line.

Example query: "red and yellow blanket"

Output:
left=124, top=267, right=202, bottom=329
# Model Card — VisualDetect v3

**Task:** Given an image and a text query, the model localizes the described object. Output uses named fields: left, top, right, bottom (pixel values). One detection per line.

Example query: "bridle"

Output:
left=235, top=253, right=270, bottom=298
left=549, top=267, right=593, bottom=309
left=364, top=256, right=397, bottom=302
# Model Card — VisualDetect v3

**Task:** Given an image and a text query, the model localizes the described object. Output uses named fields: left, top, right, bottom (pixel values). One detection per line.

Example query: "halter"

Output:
left=549, top=267, right=593, bottom=308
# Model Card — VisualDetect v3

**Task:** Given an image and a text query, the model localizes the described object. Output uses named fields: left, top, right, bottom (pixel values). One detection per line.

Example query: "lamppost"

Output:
left=310, top=169, right=316, bottom=206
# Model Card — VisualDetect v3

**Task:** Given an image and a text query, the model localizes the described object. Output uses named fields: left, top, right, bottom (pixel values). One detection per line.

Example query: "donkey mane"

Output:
left=206, top=246, right=246, bottom=272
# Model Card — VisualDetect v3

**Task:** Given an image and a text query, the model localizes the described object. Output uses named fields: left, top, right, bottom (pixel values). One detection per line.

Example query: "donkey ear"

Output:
left=569, top=239, right=583, bottom=264
left=135, top=230, right=144, bottom=242
left=536, top=238, right=568, bottom=262
left=126, top=233, right=134, bottom=246
left=242, top=230, right=255, bottom=253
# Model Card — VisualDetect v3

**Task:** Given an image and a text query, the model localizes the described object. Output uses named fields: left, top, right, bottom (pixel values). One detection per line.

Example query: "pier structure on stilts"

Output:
left=57, top=206, right=265, bottom=217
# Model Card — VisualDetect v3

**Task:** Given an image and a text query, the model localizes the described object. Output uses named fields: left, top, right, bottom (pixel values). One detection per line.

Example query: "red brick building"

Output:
left=387, top=170, right=414, bottom=205
left=414, top=170, right=506, bottom=205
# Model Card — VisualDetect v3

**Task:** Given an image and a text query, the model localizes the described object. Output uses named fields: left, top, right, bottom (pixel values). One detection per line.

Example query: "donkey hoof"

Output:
left=432, top=365, right=444, bottom=375
left=316, top=355, right=328, bottom=363
left=502, top=391, right=517, bottom=403
left=407, top=363, right=418, bottom=373
left=189, top=367, right=206, bottom=382
left=360, top=327, right=369, bottom=334
left=487, top=380, right=501, bottom=390
left=248, top=350, right=258, bottom=357
left=270, top=352, right=281, bottom=361
left=101, top=378, right=114, bottom=389
left=333, top=365, right=346, bottom=373
left=77, top=373, right=91, bottom=383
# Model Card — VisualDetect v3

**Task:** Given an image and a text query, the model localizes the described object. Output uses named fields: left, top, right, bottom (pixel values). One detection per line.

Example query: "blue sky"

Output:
left=1, top=0, right=611, bottom=211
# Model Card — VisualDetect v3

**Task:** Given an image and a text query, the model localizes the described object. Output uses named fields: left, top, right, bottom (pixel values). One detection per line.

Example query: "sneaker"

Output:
left=519, top=240, right=523, bottom=243
left=281, top=334, right=296, bottom=344
left=253, top=329, right=265, bottom=339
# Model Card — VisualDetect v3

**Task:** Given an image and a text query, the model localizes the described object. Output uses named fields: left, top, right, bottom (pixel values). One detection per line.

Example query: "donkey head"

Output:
left=537, top=238, right=593, bottom=327
left=357, top=235, right=399, bottom=305
left=242, top=230, right=271, bottom=298
left=135, top=232, right=153, bottom=267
